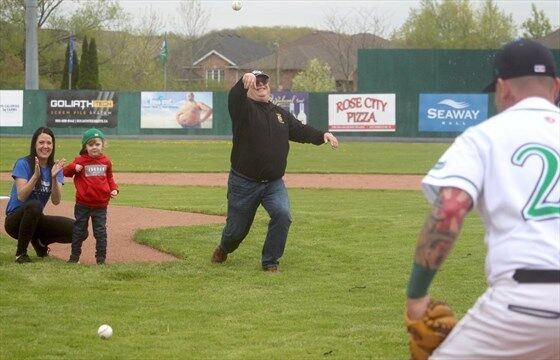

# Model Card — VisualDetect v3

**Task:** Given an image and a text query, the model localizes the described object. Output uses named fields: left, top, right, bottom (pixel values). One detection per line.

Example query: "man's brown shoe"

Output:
left=262, top=265, right=279, bottom=273
left=211, top=246, right=227, bottom=263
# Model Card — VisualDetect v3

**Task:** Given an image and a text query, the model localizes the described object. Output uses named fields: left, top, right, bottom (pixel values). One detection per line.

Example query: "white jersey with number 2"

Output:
left=422, top=97, right=560, bottom=284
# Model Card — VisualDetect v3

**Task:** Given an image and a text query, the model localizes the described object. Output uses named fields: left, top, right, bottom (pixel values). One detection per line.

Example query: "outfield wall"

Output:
left=0, top=90, right=331, bottom=137
left=357, top=48, right=560, bottom=139
left=2, top=49, right=558, bottom=138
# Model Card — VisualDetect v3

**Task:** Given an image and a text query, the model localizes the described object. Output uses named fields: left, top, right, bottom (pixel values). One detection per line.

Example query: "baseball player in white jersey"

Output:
left=406, top=38, right=560, bottom=359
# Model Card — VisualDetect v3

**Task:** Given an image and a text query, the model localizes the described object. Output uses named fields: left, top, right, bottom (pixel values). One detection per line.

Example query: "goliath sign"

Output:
left=47, top=91, right=118, bottom=128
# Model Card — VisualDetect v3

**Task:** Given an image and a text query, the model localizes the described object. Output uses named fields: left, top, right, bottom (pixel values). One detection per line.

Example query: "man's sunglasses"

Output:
left=256, top=76, right=269, bottom=86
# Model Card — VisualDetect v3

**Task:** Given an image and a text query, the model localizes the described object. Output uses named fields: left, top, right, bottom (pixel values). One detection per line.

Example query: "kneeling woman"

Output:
left=4, top=127, right=76, bottom=263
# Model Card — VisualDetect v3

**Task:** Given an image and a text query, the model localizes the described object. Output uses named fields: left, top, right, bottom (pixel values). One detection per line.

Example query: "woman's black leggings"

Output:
left=4, top=200, right=74, bottom=256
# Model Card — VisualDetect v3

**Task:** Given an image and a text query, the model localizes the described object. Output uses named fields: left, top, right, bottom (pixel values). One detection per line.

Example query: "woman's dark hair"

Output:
left=27, top=127, right=56, bottom=166
left=25, top=127, right=56, bottom=190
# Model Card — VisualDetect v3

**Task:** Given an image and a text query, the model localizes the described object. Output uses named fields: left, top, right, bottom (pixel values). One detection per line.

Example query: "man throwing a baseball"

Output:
left=405, top=39, right=560, bottom=359
left=211, top=70, right=338, bottom=272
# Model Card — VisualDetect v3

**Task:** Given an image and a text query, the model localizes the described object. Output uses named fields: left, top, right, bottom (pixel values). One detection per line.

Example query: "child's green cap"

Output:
left=82, top=128, right=105, bottom=145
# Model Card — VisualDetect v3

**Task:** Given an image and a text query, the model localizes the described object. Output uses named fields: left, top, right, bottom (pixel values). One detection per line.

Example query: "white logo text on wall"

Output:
left=418, top=94, right=488, bottom=132
left=0, top=90, right=24, bottom=127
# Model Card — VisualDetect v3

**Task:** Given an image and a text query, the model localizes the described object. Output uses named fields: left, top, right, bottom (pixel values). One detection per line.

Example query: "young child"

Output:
left=64, top=128, right=118, bottom=264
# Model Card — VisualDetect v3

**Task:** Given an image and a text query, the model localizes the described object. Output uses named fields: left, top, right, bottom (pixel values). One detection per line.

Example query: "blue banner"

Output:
left=271, top=91, right=309, bottom=124
left=418, top=94, right=488, bottom=132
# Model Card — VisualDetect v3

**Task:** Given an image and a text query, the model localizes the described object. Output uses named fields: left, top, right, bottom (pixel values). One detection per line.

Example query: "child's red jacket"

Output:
left=63, top=154, right=118, bottom=208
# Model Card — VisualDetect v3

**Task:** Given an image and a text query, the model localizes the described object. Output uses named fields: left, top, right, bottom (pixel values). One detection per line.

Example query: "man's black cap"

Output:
left=483, top=38, right=557, bottom=92
left=251, top=70, right=269, bottom=79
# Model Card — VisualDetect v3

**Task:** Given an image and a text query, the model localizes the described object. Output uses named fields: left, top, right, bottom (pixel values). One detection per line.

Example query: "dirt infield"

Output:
left=109, top=172, right=423, bottom=190
left=0, top=172, right=421, bottom=264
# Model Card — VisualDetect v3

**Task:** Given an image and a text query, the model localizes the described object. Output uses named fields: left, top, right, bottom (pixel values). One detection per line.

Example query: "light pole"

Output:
left=274, top=41, right=280, bottom=90
left=25, top=0, right=39, bottom=89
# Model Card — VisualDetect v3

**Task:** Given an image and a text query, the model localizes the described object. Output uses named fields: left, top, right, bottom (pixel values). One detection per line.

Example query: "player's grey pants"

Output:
left=70, top=203, right=108, bottom=262
left=220, top=171, right=292, bottom=267
left=431, top=274, right=560, bottom=359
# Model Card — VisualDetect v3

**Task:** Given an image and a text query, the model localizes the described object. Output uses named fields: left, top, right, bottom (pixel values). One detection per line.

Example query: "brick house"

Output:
left=179, top=30, right=391, bottom=91
left=181, top=32, right=272, bottom=87
left=241, top=31, right=392, bottom=91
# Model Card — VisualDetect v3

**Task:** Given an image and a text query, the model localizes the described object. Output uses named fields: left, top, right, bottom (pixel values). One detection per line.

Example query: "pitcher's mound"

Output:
left=0, top=199, right=224, bottom=265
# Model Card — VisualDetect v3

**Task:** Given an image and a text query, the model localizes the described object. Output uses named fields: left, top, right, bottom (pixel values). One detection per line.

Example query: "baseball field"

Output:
left=0, top=139, right=486, bottom=359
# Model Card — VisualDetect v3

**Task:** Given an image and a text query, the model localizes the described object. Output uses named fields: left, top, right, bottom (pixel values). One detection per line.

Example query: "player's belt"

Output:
left=513, top=269, right=560, bottom=283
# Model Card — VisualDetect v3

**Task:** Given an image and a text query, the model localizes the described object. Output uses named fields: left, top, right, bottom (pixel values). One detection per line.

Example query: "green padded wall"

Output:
left=357, top=48, right=560, bottom=139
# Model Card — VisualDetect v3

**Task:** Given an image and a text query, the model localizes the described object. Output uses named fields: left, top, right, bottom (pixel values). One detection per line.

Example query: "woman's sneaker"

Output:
left=31, top=238, right=49, bottom=257
left=15, top=254, right=32, bottom=263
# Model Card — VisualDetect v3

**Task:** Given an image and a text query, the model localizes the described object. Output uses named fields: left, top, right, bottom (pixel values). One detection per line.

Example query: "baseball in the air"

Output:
left=232, top=1, right=242, bottom=11
left=97, top=324, right=113, bottom=339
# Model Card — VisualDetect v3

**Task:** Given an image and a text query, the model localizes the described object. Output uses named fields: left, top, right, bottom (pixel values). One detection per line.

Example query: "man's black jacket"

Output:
left=228, top=78, right=325, bottom=181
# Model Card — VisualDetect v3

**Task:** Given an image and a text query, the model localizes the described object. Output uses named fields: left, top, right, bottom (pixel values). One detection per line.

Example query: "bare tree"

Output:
left=172, top=0, right=211, bottom=85
left=175, top=0, right=209, bottom=40
left=323, top=6, right=390, bottom=91
left=41, top=0, right=131, bottom=66
left=0, top=0, right=63, bottom=28
left=101, top=7, right=165, bottom=89
left=38, top=0, right=63, bottom=27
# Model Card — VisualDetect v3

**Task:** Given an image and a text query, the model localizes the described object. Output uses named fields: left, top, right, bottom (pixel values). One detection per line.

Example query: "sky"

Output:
left=108, top=0, right=560, bottom=35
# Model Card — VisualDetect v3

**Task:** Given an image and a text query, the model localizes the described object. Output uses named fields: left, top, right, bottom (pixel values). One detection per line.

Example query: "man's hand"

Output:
left=242, top=73, right=257, bottom=89
left=405, top=297, right=457, bottom=360
left=407, top=295, right=431, bottom=320
left=324, top=132, right=338, bottom=149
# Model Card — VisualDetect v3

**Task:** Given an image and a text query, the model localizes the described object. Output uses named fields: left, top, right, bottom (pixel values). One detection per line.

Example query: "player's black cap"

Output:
left=483, top=38, right=557, bottom=92
left=251, top=70, right=269, bottom=79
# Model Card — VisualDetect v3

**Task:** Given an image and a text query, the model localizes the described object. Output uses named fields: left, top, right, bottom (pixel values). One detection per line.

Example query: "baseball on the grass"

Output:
left=97, top=324, right=113, bottom=339
left=232, top=1, right=242, bottom=11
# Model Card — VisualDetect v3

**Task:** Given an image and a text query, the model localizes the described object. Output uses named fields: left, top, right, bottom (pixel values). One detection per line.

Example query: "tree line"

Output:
left=0, top=0, right=555, bottom=92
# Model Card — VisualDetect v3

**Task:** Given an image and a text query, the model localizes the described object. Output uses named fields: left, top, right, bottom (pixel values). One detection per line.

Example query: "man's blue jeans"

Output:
left=220, top=171, right=292, bottom=267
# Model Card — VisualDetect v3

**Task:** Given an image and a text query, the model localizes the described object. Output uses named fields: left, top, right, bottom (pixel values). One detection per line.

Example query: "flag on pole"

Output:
left=68, top=32, right=75, bottom=74
left=160, top=33, right=168, bottom=65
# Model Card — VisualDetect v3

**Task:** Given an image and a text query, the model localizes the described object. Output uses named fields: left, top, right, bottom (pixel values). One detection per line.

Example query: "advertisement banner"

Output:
left=0, top=90, right=24, bottom=127
left=328, top=94, right=396, bottom=132
left=418, top=94, right=489, bottom=132
left=47, top=91, right=118, bottom=127
left=141, top=92, right=213, bottom=129
left=271, top=92, right=309, bottom=124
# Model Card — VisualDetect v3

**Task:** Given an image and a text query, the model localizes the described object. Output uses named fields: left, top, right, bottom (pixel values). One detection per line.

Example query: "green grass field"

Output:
left=0, top=138, right=451, bottom=174
left=0, top=139, right=486, bottom=359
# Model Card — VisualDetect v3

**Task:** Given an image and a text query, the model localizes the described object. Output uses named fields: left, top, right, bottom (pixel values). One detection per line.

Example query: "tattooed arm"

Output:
left=406, top=187, right=473, bottom=320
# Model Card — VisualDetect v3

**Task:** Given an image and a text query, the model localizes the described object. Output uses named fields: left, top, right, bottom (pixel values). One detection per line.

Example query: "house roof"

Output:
left=240, top=30, right=391, bottom=80
left=192, top=32, right=272, bottom=67
left=536, top=28, right=560, bottom=49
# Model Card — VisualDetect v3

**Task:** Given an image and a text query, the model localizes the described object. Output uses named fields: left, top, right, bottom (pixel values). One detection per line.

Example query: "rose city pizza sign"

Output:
left=328, top=94, right=396, bottom=132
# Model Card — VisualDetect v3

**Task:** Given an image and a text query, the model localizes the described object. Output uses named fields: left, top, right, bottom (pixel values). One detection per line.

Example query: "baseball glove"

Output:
left=405, top=299, right=457, bottom=360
